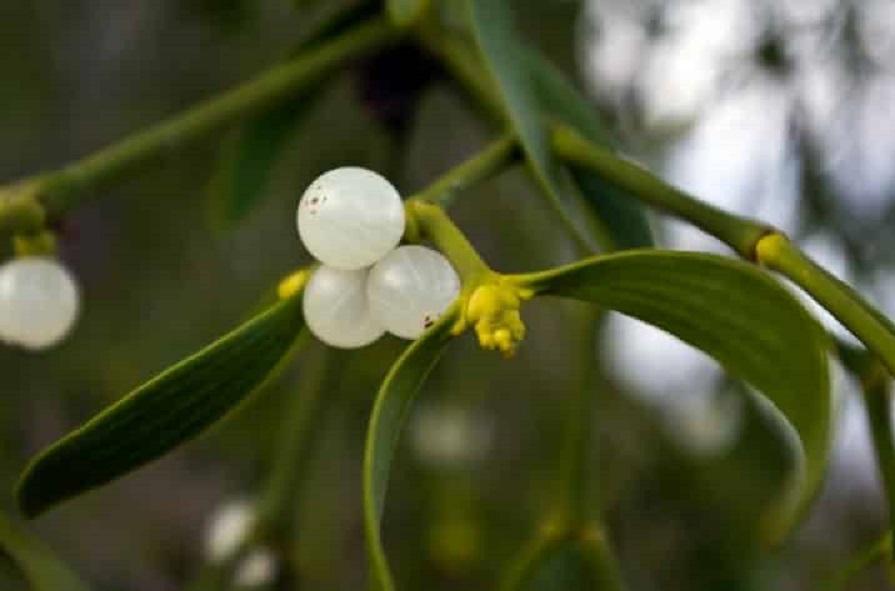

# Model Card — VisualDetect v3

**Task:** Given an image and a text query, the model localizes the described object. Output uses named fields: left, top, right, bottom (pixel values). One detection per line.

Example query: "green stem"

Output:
left=756, top=233, right=895, bottom=377
left=417, top=25, right=598, bottom=257
left=552, top=123, right=895, bottom=380
left=577, top=523, right=626, bottom=591
left=405, top=200, right=492, bottom=284
left=255, top=343, right=334, bottom=544
left=415, top=133, right=520, bottom=208
left=828, top=532, right=892, bottom=590
left=414, top=22, right=506, bottom=126
left=0, top=181, right=46, bottom=236
left=5, top=17, right=400, bottom=222
left=860, top=365, right=895, bottom=561
left=497, top=521, right=567, bottom=591
left=550, top=125, right=771, bottom=259
left=556, top=308, right=602, bottom=524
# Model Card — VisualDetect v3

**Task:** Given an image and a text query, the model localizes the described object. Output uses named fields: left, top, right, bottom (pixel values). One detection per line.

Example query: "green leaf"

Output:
left=16, top=292, right=307, bottom=518
left=517, top=251, right=831, bottom=545
left=523, top=49, right=653, bottom=250
left=209, top=0, right=379, bottom=227
left=386, top=0, right=428, bottom=27
left=363, top=305, right=459, bottom=591
left=0, top=512, right=92, bottom=591
left=208, top=99, right=309, bottom=227
left=465, top=0, right=580, bottom=242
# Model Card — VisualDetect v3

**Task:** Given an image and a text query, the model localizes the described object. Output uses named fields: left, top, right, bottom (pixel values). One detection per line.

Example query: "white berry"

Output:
left=367, top=246, right=460, bottom=340
left=233, top=548, right=277, bottom=587
left=0, top=257, right=80, bottom=350
left=205, top=499, right=256, bottom=563
left=411, top=404, right=493, bottom=469
left=303, top=265, right=384, bottom=348
left=297, top=167, right=405, bottom=270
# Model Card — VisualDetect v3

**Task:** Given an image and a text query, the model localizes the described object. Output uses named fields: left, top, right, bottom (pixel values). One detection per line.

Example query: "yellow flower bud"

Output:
left=462, top=280, right=532, bottom=357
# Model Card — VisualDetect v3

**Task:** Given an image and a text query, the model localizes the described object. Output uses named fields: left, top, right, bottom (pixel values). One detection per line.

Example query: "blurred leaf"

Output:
left=0, top=512, right=91, bottom=591
left=518, top=251, right=831, bottom=545
left=386, top=0, right=428, bottom=27
left=518, top=544, right=600, bottom=591
left=465, top=0, right=579, bottom=240
left=289, top=1, right=381, bottom=57
left=363, top=305, right=459, bottom=591
left=208, top=99, right=310, bottom=227
left=524, top=49, right=653, bottom=250
left=209, top=0, right=378, bottom=227
left=16, top=292, right=307, bottom=518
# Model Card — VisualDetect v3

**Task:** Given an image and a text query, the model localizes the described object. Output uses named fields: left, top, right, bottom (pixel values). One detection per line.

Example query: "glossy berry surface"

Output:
left=297, top=167, right=405, bottom=270
left=0, top=257, right=80, bottom=350
left=367, top=245, right=460, bottom=339
left=303, top=265, right=384, bottom=348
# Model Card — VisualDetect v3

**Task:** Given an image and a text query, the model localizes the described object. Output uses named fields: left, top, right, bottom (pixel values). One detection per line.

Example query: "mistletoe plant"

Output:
left=1, top=1, right=894, bottom=590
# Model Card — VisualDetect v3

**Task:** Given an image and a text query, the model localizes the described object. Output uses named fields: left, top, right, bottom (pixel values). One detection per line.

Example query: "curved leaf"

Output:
left=363, top=305, right=459, bottom=591
left=517, top=251, right=831, bottom=544
left=17, top=292, right=307, bottom=518
left=523, top=49, right=653, bottom=250
left=464, top=1, right=578, bottom=238
left=386, top=0, right=428, bottom=27
left=0, top=512, right=91, bottom=591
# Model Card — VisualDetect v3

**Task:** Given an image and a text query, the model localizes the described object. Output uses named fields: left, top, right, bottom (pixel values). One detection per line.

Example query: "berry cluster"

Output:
left=297, top=167, right=460, bottom=349
left=0, top=257, right=79, bottom=350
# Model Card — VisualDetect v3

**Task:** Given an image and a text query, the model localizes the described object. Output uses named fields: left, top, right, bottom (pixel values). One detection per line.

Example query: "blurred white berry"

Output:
left=205, top=499, right=256, bottom=563
left=367, top=246, right=460, bottom=339
left=0, top=257, right=79, bottom=350
left=233, top=547, right=278, bottom=588
left=411, top=404, right=493, bottom=469
left=303, top=265, right=384, bottom=348
left=297, top=167, right=405, bottom=270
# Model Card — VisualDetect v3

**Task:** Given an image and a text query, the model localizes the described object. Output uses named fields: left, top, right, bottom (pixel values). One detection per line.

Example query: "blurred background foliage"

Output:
left=0, top=0, right=893, bottom=589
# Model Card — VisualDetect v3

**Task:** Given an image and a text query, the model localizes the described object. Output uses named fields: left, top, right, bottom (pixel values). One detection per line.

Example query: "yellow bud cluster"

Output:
left=277, top=269, right=311, bottom=300
left=459, top=280, right=533, bottom=357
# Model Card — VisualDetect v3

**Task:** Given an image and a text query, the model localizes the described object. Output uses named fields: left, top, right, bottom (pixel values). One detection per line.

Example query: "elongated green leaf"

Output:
left=17, top=292, right=307, bottom=518
left=386, top=0, right=428, bottom=26
left=363, top=306, right=459, bottom=591
left=524, top=49, right=653, bottom=250
left=465, top=1, right=578, bottom=240
left=210, top=0, right=378, bottom=227
left=209, top=99, right=310, bottom=226
left=517, top=251, right=831, bottom=545
left=0, top=512, right=91, bottom=591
